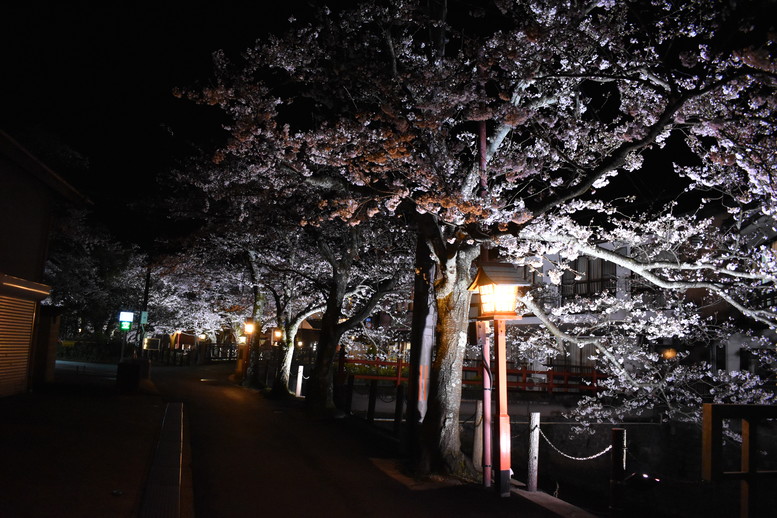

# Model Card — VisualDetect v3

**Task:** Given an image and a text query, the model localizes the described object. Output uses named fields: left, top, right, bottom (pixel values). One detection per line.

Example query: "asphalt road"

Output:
left=150, top=362, right=560, bottom=518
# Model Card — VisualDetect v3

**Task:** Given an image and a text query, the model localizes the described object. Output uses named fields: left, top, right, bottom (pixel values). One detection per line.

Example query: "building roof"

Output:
left=468, top=262, right=533, bottom=290
left=0, top=130, right=90, bottom=206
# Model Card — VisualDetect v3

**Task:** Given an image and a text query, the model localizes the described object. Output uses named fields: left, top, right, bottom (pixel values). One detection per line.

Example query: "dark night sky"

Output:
left=1, top=1, right=304, bottom=244
left=2, top=1, right=707, bottom=246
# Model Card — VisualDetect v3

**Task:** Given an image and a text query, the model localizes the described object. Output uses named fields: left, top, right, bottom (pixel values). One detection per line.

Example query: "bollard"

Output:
left=473, top=400, right=483, bottom=472
left=344, top=374, right=355, bottom=414
left=528, top=412, right=540, bottom=492
left=393, top=383, right=405, bottom=436
left=295, top=365, right=304, bottom=397
left=610, top=428, right=627, bottom=517
left=367, top=379, right=378, bottom=424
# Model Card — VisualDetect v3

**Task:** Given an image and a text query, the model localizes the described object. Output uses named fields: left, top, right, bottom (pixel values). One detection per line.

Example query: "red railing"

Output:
left=341, top=357, right=408, bottom=386
left=341, top=357, right=604, bottom=394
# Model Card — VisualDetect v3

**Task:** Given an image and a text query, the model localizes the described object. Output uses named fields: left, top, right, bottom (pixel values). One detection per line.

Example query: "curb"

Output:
left=139, top=402, right=193, bottom=518
left=512, top=487, right=601, bottom=518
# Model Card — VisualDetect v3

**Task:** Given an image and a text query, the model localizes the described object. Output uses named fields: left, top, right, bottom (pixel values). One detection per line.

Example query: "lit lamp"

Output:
left=468, top=263, right=529, bottom=497
left=240, top=319, right=255, bottom=380
left=661, top=348, right=677, bottom=360
left=244, top=320, right=256, bottom=336
left=274, top=329, right=283, bottom=345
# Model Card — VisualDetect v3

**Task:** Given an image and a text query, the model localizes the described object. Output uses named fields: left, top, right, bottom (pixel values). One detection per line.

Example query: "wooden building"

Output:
left=0, top=130, right=86, bottom=396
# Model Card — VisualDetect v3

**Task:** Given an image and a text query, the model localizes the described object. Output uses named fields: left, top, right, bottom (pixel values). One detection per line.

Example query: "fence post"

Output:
left=295, top=365, right=304, bottom=398
left=367, top=379, right=378, bottom=424
left=528, top=412, right=540, bottom=492
left=473, top=400, right=483, bottom=472
left=610, top=428, right=627, bottom=518
left=477, top=320, right=492, bottom=489
left=345, top=374, right=355, bottom=414
left=393, top=383, right=404, bottom=436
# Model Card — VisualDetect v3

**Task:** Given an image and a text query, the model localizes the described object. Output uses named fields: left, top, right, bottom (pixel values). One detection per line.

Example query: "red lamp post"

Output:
left=468, top=263, right=529, bottom=497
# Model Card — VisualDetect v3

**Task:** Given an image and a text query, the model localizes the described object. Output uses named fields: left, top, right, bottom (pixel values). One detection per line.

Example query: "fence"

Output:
left=341, top=356, right=604, bottom=394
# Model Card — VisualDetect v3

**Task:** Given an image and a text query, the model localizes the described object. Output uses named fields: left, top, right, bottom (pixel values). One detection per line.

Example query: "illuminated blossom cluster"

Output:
left=177, top=0, right=776, bottom=471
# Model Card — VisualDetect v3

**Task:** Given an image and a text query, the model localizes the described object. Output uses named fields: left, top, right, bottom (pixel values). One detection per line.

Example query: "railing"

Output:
left=341, top=357, right=407, bottom=386
left=207, top=344, right=238, bottom=360
left=341, top=357, right=604, bottom=394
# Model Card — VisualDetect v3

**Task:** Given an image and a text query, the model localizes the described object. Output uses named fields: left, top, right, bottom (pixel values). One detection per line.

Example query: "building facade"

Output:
left=0, top=131, right=85, bottom=396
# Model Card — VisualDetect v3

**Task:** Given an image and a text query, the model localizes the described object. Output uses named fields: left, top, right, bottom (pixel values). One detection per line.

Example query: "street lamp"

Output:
left=240, top=319, right=256, bottom=381
left=244, top=320, right=256, bottom=336
left=468, top=262, right=530, bottom=497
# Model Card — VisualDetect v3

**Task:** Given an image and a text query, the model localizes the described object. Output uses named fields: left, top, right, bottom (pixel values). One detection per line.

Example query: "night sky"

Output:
left=3, top=1, right=702, bottom=246
left=2, top=1, right=303, bottom=244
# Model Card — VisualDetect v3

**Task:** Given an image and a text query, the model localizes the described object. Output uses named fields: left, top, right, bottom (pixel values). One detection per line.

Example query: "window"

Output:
left=757, top=239, right=777, bottom=308
left=561, top=257, right=617, bottom=299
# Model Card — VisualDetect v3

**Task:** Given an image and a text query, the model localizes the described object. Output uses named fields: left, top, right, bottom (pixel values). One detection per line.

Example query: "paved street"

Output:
left=151, top=362, right=564, bottom=518
left=0, top=361, right=590, bottom=518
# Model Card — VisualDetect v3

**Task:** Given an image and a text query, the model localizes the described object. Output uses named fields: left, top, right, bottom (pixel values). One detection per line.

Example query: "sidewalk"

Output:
left=0, top=361, right=597, bottom=518
left=0, top=363, right=165, bottom=518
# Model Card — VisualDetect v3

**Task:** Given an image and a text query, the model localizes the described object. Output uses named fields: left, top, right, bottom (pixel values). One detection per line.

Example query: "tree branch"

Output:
left=523, top=232, right=777, bottom=327
left=519, top=292, right=650, bottom=388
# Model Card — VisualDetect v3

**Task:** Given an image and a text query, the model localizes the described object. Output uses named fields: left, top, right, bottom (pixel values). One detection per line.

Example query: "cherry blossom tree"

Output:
left=44, top=208, right=148, bottom=340
left=147, top=247, right=253, bottom=338
left=181, top=0, right=776, bottom=477
left=168, top=133, right=416, bottom=407
left=246, top=241, right=325, bottom=395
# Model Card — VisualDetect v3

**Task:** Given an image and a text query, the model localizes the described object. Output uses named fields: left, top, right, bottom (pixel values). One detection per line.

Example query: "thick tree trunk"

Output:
left=307, top=279, right=347, bottom=413
left=420, top=244, right=480, bottom=478
left=244, top=256, right=265, bottom=388
left=276, top=343, right=293, bottom=393
left=407, top=232, right=437, bottom=464
left=308, top=317, right=345, bottom=412
left=272, top=321, right=300, bottom=397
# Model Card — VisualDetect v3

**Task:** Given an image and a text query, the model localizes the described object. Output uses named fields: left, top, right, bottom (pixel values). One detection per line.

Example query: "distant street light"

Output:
left=240, top=319, right=256, bottom=381
left=468, top=262, right=530, bottom=497
left=244, top=320, right=256, bottom=336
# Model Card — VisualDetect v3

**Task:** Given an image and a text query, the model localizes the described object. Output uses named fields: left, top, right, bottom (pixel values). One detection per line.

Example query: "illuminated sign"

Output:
left=119, top=311, right=134, bottom=322
left=120, top=321, right=132, bottom=331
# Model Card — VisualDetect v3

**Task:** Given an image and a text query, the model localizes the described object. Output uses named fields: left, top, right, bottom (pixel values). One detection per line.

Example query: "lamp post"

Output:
left=468, top=263, right=529, bottom=497
left=241, top=319, right=255, bottom=381
left=273, top=328, right=284, bottom=384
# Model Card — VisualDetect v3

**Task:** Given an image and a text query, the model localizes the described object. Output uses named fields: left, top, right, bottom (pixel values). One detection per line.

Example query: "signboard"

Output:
left=119, top=321, right=132, bottom=331
left=143, top=338, right=160, bottom=350
left=140, top=311, right=148, bottom=324
left=119, top=311, right=134, bottom=322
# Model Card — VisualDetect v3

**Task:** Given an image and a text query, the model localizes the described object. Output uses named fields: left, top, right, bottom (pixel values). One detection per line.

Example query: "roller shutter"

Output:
left=0, top=295, right=35, bottom=396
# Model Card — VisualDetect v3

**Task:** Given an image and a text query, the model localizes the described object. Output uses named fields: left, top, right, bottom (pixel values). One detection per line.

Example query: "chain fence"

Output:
left=536, top=425, right=613, bottom=461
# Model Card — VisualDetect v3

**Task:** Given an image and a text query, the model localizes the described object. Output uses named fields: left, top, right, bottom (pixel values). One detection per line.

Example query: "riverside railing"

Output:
left=340, top=357, right=605, bottom=394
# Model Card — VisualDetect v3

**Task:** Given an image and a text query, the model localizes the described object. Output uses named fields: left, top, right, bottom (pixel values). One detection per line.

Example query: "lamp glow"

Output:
left=467, top=263, right=529, bottom=320
left=661, top=348, right=677, bottom=360
left=478, top=283, right=520, bottom=317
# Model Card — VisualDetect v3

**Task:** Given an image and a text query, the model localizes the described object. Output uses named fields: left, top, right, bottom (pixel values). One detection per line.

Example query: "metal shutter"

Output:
left=0, top=295, right=35, bottom=396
